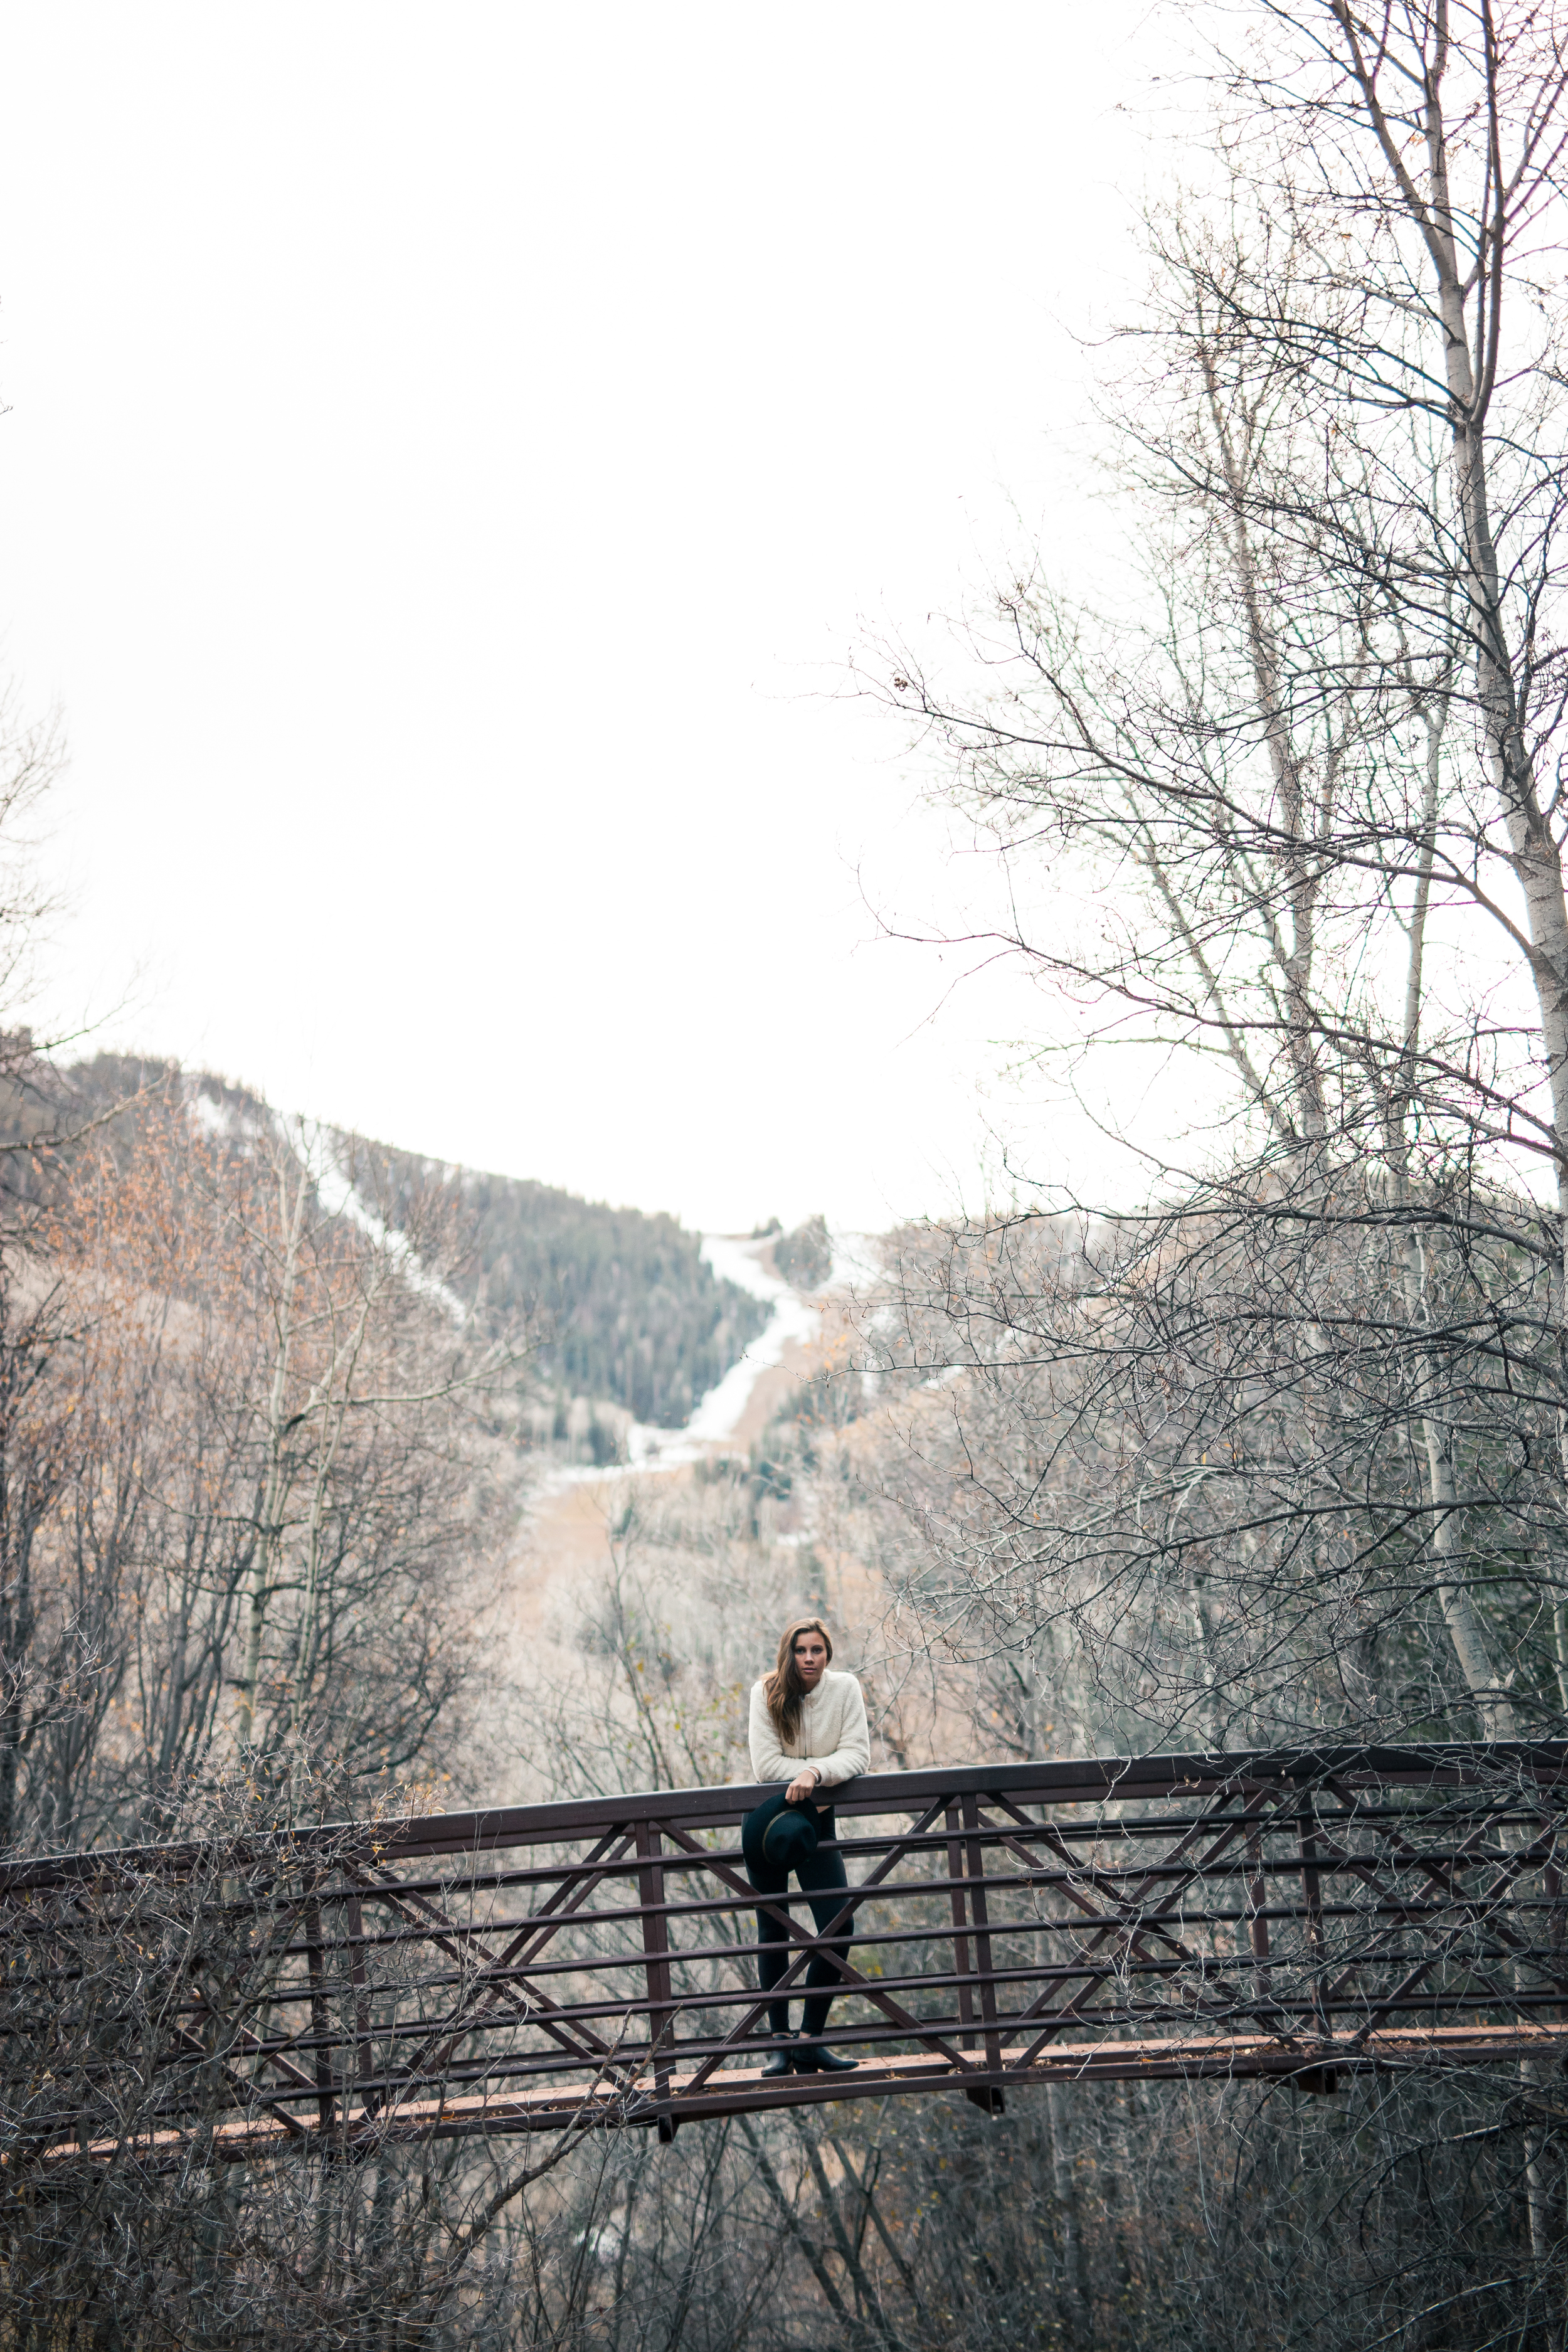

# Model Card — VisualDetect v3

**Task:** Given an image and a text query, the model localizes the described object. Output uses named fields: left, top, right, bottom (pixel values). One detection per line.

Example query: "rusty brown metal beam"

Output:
left=8, top=1742, right=1568, bottom=2166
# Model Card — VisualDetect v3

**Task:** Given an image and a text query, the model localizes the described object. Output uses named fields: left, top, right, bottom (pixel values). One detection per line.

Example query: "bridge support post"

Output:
left=634, top=1820, right=676, bottom=2139
left=344, top=1893, right=379, bottom=2119
left=961, top=1794, right=1004, bottom=2075
left=1296, top=1809, right=1339, bottom=2095
left=949, top=1798, right=1006, bottom=2116
left=303, top=1888, right=337, bottom=2142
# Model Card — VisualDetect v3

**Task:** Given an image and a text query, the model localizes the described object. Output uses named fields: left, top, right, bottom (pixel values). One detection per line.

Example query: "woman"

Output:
left=743, top=1615, right=869, bottom=2075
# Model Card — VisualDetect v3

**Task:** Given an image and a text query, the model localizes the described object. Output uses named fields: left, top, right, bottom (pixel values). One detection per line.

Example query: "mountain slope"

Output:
left=347, top=1147, right=770, bottom=1428
left=0, top=1055, right=770, bottom=1430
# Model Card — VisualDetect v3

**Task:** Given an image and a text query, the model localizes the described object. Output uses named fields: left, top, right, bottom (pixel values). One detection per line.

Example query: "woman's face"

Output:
left=792, top=1630, right=829, bottom=1689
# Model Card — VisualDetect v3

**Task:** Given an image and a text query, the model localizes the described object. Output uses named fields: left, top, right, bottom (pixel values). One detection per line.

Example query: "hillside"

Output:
left=1, top=1054, right=769, bottom=1431
left=344, top=1144, right=771, bottom=1428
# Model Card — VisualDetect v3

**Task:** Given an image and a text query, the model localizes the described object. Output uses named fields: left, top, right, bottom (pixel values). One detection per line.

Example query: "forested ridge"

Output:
left=349, top=1143, right=770, bottom=1427
left=1, top=1052, right=768, bottom=1429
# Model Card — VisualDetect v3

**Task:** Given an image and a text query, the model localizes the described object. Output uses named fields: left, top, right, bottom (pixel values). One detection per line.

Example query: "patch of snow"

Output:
left=824, top=1226, right=882, bottom=1295
left=627, top=1422, right=702, bottom=1468
left=188, top=1088, right=269, bottom=1148
left=299, top=1121, right=469, bottom=1325
left=190, top=1091, right=230, bottom=1138
left=701, top=1233, right=783, bottom=1305
left=687, top=1236, right=820, bottom=1443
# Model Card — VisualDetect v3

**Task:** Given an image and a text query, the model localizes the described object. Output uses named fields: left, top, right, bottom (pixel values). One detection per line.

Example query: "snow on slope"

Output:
left=546, top=1226, right=881, bottom=1482
left=682, top=1236, right=821, bottom=1443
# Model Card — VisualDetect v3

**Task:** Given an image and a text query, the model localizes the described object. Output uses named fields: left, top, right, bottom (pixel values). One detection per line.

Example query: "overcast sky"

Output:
left=0, top=2, right=1170, bottom=1233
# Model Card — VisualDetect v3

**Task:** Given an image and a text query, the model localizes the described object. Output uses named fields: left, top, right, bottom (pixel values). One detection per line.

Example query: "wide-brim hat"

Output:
left=742, top=1788, right=820, bottom=1874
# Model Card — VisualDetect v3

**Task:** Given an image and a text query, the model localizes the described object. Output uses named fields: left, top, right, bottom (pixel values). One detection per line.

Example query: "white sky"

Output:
left=0, top=2, right=1173, bottom=1234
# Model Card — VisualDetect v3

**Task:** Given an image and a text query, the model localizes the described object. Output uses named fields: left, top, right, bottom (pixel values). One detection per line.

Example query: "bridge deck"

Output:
left=41, top=2022, right=1568, bottom=2168
left=9, top=1742, right=1568, bottom=2165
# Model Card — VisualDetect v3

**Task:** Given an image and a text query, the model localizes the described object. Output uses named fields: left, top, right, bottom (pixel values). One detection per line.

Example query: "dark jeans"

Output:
left=748, top=1809, right=852, bottom=2040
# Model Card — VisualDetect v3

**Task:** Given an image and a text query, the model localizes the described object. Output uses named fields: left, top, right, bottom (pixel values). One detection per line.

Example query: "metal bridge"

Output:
left=8, top=1743, right=1568, bottom=2168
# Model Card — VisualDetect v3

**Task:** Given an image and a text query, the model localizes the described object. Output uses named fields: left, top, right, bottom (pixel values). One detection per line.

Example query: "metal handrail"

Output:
left=7, top=1740, right=1567, bottom=1886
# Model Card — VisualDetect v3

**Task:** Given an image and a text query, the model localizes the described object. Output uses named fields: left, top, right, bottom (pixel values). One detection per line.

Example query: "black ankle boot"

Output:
left=796, top=2042, right=859, bottom=2074
left=761, top=2035, right=797, bottom=2078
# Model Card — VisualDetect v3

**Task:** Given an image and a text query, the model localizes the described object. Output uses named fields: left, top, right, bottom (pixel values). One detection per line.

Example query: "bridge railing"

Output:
left=6, top=1742, right=1568, bottom=2164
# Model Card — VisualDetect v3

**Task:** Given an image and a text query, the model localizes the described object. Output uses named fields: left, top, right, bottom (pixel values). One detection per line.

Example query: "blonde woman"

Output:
left=741, top=1616, right=869, bottom=2076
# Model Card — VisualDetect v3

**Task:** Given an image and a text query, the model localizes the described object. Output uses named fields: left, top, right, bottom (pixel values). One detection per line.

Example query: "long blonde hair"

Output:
left=764, top=1616, right=834, bottom=1747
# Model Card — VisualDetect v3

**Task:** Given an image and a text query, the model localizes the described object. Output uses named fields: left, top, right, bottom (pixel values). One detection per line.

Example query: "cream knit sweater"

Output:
left=748, top=1669, right=870, bottom=1792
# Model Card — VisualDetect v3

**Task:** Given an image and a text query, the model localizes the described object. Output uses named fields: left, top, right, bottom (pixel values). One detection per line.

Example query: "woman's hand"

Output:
left=786, top=1767, right=821, bottom=1805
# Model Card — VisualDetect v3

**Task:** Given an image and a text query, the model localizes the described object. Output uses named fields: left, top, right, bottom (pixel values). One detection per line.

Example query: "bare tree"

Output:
left=855, top=0, right=1568, bottom=1759
left=0, top=1081, right=531, bottom=1851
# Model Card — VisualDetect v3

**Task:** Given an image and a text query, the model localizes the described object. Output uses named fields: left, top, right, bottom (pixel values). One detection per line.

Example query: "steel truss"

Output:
left=8, top=1743, right=1568, bottom=2164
